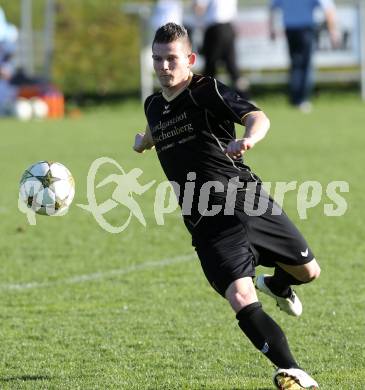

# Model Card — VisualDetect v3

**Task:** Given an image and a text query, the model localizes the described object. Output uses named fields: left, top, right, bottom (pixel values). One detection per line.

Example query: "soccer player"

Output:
left=133, top=23, right=321, bottom=389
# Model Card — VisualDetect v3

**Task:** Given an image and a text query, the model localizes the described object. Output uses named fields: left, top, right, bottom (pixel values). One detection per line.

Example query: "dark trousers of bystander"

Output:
left=202, top=22, right=240, bottom=85
left=285, top=27, right=315, bottom=106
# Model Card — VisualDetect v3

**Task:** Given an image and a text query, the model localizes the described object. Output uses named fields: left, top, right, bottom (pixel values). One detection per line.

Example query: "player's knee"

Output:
left=309, top=263, right=321, bottom=280
left=301, top=260, right=321, bottom=282
left=229, top=292, right=257, bottom=312
left=233, top=289, right=253, bottom=304
left=225, top=279, right=258, bottom=312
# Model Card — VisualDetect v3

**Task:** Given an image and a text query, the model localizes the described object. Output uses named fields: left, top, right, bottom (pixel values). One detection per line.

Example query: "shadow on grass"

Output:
left=0, top=374, right=51, bottom=382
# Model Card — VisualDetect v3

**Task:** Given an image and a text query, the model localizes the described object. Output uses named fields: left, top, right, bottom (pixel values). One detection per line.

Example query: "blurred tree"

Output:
left=1, top=0, right=142, bottom=95
left=54, top=0, right=141, bottom=95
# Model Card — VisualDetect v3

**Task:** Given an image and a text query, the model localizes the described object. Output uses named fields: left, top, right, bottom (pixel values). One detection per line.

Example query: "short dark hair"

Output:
left=152, top=23, right=192, bottom=50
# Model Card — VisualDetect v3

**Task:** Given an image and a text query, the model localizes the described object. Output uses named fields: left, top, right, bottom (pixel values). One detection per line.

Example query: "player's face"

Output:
left=152, top=39, right=195, bottom=93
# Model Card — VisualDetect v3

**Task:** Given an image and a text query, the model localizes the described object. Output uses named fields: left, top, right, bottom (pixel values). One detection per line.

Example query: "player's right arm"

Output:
left=133, top=125, right=154, bottom=153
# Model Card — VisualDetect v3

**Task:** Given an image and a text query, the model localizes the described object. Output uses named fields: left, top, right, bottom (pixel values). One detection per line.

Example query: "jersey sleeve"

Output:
left=144, top=95, right=153, bottom=117
left=194, top=78, right=261, bottom=125
left=144, top=94, right=159, bottom=128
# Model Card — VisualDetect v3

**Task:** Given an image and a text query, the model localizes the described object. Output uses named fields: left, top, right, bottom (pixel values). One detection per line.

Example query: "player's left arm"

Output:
left=225, top=111, right=270, bottom=159
left=198, top=78, right=270, bottom=158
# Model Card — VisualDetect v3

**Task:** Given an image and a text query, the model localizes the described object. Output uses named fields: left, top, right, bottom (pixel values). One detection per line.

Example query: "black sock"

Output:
left=265, top=267, right=305, bottom=298
left=236, top=302, right=299, bottom=369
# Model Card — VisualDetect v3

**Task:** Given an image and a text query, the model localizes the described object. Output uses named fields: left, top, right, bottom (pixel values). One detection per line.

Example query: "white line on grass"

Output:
left=0, top=253, right=196, bottom=292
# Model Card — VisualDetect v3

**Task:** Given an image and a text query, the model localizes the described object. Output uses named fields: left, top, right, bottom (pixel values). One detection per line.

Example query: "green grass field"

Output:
left=0, top=93, right=364, bottom=389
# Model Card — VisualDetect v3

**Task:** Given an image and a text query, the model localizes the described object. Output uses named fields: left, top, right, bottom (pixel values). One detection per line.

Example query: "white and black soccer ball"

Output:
left=19, top=161, right=75, bottom=216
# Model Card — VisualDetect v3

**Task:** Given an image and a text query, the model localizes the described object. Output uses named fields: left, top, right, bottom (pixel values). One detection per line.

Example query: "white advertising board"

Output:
left=234, top=6, right=361, bottom=69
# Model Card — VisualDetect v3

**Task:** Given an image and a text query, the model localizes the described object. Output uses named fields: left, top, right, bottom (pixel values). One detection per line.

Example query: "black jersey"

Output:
left=144, top=74, right=261, bottom=208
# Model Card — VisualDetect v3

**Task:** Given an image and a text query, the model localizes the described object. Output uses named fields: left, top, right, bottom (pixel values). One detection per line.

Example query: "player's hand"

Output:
left=133, top=133, right=147, bottom=153
left=224, top=138, right=254, bottom=159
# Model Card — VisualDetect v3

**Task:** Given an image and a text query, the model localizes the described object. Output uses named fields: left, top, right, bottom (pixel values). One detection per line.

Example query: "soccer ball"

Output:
left=19, top=161, right=75, bottom=216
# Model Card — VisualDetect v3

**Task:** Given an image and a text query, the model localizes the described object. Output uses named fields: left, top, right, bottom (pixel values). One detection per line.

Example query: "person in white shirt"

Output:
left=269, top=0, right=339, bottom=112
left=150, top=0, right=184, bottom=32
left=194, top=0, right=247, bottom=93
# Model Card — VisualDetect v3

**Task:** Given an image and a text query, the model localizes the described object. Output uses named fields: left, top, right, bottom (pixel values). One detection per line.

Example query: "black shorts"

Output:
left=183, top=185, right=314, bottom=297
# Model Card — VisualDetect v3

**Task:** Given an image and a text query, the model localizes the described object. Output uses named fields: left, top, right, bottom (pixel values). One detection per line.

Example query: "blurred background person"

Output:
left=0, top=6, right=18, bottom=116
left=150, top=0, right=195, bottom=43
left=150, top=0, right=183, bottom=32
left=193, top=0, right=249, bottom=96
left=269, top=0, right=339, bottom=113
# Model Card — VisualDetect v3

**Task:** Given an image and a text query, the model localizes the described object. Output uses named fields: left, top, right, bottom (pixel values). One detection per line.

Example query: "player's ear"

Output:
left=188, top=52, right=196, bottom=67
